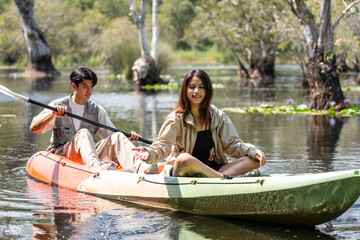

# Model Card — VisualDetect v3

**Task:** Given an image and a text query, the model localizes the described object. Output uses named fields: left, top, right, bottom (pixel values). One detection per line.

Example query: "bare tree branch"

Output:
left=288, top=0, right=319, bottom=58
left=333, top=0, right=360, bottom=30
left=128, top=0, right=150, bottom=56
left=151, top=0, right=159, bottom=62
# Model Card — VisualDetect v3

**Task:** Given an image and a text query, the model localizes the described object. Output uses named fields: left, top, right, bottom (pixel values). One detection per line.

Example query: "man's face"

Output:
left=72, top=79, right=94, bottom=102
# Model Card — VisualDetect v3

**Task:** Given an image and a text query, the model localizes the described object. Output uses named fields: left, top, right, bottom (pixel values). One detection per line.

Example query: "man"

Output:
left=30, top=66, right=157, bottom=173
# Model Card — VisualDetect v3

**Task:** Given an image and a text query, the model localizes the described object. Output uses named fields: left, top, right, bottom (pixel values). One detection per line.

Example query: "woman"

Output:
left=133, top=69, right=265, bottom=178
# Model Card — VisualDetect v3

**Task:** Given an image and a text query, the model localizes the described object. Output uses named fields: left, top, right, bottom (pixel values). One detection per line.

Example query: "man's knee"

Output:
left=111, top=132, right=127, bottom=141
left=77, top=128, right=92, bottom=137
left=75, top=128, right=94, bottom=143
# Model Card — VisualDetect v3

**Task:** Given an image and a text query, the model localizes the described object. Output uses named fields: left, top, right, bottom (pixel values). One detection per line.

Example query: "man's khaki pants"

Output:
left=54, top=128, right=151, bottom=173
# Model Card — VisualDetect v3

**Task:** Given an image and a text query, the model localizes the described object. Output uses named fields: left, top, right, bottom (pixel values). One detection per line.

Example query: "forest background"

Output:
left=0, top=0, right=359, bottom=83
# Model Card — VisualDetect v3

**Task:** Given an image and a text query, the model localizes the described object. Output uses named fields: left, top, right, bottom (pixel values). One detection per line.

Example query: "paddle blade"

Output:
left=0, top=84, right=29, bottom=102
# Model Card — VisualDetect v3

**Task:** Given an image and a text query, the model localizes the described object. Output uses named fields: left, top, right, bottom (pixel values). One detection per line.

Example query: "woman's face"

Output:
left=187, top=76, right=205, bottom=108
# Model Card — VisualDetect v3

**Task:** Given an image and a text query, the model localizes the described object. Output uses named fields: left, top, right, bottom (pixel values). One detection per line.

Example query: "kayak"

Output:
left=26, top=151, right=360, bottom=226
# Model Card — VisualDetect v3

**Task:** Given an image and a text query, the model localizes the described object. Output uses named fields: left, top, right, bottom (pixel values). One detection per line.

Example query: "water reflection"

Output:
left=27, top=179, right=176, bottom=239
left=172, top=214, right=334, bottom=240
left=307, top=115, right=345, bottom=171
left=27, top=179, right=112, bottom=239
left=23, top=76, right=59, bottom=157
left=32, top=213, right=77, bottom=240
left=134, top=90, right=160, bottom=142
left=25, top=75, right=58, bottom=92
left=239, top=76, right=275, bottom=88
left=27, top=179, right=334, bottom=240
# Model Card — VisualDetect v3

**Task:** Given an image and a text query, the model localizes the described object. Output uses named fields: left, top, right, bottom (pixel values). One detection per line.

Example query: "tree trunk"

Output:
left=353, top=54, right=360, bottom=72
left=13, top=0, right=59, bottom=76
left=306, top=50, right=348, bottom=110
left=247, top=49, right=275, bottom=87
left=129, top=0, right=161, bottom=86
left=355, top=73, right=360, bottom=85
left=132, top=55, right=162, bottom=86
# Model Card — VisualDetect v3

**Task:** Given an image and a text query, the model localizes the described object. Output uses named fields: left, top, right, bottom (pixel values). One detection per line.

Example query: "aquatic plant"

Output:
left=223, top=102, right=360, bottom=117
left=342, top=86, right=360, bottom=92
left=142, top=80, right=226, bottom=90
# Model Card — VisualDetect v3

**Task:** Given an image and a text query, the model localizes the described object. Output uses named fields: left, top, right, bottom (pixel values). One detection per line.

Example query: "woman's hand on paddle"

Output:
left=129, top=131, right=142, bottom=141
left=255, top=152, right=266, bottom=166
left=133, top=146, right=149, bottom=161
left=54, top=105, right=67, bottom=118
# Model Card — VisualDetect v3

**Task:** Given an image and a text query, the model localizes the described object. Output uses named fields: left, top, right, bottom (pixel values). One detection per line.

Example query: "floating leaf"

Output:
left=0, top=114, right=16, bottom=118
left=222, top=103, right=360, bottom=117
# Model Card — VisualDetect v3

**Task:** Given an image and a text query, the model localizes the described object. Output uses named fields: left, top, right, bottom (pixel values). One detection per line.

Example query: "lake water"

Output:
left=0, top=65, right=359, bottom=239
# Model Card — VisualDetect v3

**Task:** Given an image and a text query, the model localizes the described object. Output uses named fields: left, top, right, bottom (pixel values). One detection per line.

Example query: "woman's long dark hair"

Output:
left=174, top=69, right=213, bottom=127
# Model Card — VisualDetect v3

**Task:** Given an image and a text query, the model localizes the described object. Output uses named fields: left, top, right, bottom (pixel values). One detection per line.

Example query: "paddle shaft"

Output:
left=29, top=98, right=153, bottom=144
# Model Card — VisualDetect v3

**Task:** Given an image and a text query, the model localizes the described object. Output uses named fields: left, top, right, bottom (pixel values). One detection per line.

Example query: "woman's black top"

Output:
left=192, top=130, right=224, bottom=171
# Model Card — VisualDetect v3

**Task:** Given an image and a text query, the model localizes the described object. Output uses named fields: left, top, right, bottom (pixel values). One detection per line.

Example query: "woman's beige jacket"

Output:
left=145, top=105, right=261, bottom=165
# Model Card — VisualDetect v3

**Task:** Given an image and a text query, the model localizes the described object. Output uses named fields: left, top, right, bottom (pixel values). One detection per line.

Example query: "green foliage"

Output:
left=34, top=0, right=82, bottom=65
left=0, top=3, right=26, bottom=65
left=185, top=0, right=287, bottom=66
left=0, top=0, right=12, bottom=14
left=174, top=45, right=234, bottom=64
left=159, top=0, right=197, bottom=49
left=157, top=42, right=175, bottom=74
left=93, top=0, right=130, bottom=19
left=108, top=40, right=140, bottom=80
left=64, top=0, right=130, bottom=18
left=99, top=17, right=140, bottom=79
left=68, top=0, right=96, bottom=10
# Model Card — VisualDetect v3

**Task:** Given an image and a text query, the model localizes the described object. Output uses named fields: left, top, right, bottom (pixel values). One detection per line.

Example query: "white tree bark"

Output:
left=151, top=0, right=159, bottom=62
left=318, top=0, right=333, bottom=52
left=13, top=0, right=58, bottom=74
left=129, top=0, right=151, bottom=56
left=288, top=0, right=319, bottom=58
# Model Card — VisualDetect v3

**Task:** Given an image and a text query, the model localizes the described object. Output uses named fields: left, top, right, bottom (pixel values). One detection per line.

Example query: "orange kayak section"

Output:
left=26, top=151, right=94, bottom=190
left=26, top=151, right=165, bottom=191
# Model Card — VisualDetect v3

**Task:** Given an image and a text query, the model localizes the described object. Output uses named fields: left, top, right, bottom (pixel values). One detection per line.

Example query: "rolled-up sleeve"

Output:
left=31, top=101, right=56, bottom=133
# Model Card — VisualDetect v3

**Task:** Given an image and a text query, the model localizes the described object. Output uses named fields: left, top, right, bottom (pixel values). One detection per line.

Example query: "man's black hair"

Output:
left=70, top=67, right=97, bottom=87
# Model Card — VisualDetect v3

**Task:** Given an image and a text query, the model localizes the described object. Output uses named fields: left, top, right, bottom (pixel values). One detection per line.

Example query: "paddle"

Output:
left=0, top=84, right=153, bottom=144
